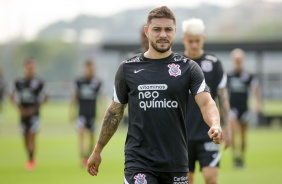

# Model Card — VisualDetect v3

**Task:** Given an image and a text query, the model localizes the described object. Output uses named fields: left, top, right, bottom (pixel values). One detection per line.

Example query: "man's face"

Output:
left=145, top=18, right=176, bottom=53
left=182, top=34, right=205, bottom=56
left=232, top=54, right=244, bottom=70
left=85, top=63, right=94, bottom=77
left=24, top=61, right=36, bottom=78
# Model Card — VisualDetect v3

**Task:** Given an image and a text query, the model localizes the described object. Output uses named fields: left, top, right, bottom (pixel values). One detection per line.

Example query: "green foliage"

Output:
left=3, top=40, right=79, bottom=81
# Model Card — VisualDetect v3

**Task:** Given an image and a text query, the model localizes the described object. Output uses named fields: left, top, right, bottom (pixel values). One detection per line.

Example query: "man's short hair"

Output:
left=85, top=59, right=94, bottom=66
left=147, top=6, right=176, bottom=25
left=24, top=58, right=35, bottom=65
left=231, top=48, right=245, bottom=58
left=182, top=18, right=205, bottom=35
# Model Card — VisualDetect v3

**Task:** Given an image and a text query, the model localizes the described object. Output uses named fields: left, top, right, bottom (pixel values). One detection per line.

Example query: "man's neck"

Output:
left=144, top=48, right=172, bottom=59
left=235, top=68, right=243, bottom=73
left=85, top=74, right=93, bottom=79
left=184, top=50, right=204, bottom=60
left=25, top=75, right=34, bottom=80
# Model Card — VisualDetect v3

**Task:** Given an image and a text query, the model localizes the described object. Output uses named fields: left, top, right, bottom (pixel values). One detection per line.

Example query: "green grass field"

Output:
left=0, top=101, right=282, bottom=184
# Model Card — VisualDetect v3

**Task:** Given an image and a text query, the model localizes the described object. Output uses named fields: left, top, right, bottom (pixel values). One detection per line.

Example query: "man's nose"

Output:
left=159, top=30, right=167, bottom=38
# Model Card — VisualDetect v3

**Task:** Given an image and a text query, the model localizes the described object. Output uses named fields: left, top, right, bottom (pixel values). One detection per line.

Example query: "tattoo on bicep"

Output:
left=97, top=102, right=126, bottom=148
left=217, top=88, right=230, bottom=126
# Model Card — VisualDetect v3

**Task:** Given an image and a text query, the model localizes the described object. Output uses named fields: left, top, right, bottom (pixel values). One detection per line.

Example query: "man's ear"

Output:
left=144, top=25, right=149, bottom=38
left=181, top=35, right=186, bottom=44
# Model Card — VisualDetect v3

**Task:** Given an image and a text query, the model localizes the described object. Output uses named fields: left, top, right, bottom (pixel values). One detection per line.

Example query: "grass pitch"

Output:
left=0, top=101, right=282, bottom=184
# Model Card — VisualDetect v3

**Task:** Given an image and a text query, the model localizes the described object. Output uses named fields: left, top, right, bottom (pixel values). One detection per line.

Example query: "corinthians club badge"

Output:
left=134, top=173, right=147, bottom=184
left=168, top=63, right=181, bottom=77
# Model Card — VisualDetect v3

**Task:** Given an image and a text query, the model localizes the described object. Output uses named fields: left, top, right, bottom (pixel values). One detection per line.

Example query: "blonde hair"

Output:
left=182, top=18, right=205, bottom=35
left=231, top=48, right=245, bottom=58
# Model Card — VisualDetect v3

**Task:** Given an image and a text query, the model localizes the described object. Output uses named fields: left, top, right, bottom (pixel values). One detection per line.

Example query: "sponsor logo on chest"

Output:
left=138, top=84, right=178, bottom=111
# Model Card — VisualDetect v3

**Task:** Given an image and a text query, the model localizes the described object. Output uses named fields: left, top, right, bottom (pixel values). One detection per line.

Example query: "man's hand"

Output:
left=87, top=151, right=102, bottom=176
left=208, top=125, right=223, bottom=144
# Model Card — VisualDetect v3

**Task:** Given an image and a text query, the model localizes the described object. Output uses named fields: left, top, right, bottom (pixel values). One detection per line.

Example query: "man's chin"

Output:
left=156, top=47, right=170, bottom=53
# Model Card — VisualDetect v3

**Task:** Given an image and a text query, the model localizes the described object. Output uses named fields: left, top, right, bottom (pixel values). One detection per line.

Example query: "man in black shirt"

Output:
left=87, top=6, right=223, bottom=183
left=228, top=48, right=261, bottom=168
left=10, top=59, right=48, bottom=170
left=0, top=67, right=5, bottom=116
left=70, top=60, right=102, bottom=167
left=182, top=18, right=231, bottom=184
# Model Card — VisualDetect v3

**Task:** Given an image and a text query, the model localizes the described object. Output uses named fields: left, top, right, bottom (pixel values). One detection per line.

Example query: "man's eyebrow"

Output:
left=152, top=26, right=174, bottom=28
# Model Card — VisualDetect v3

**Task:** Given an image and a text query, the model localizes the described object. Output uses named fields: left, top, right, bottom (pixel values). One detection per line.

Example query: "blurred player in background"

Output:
left=9, top=59, right=48, bottom=170
left=130, top=24, right=149, bottom=55
left=0, top=67, right=5, bottom=116
left=182, top=18, right=231, bottom=184
left=69, top=60, right=102, bottom=167
left=228, top=48, right=261, bottom=168
left=87, top=6, right=222, bottom=183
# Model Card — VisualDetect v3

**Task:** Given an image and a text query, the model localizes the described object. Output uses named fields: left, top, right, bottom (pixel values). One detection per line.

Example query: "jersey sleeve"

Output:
left=12, top=80, right=20, bottom=104
left=216, top=60, right=227, bottom=89
left=112, top=62, right=129, bottom=104
left=250, top=74, right=259, bottom=87
left=38, top=81, right=48, bottom=103
left=96, top=80, right=102, bottom=93
left=189, top=60, right=210, bottom=96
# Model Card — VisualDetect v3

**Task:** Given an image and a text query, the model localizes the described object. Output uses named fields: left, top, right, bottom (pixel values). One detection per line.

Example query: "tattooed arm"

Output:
left=217, top=87, right=231, bottom=149
left=87, top=101, right=127, bottom=176
left=96, top=101, right=126, bottom=151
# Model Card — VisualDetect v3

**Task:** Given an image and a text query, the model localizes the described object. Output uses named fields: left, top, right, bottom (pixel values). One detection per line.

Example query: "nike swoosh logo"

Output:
left=134, top=69, right=145, bottom=73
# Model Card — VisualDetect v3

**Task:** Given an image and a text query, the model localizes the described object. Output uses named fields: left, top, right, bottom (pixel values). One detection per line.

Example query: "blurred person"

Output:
left=0, top=67, right=5, bottom=115
left=69, top=60, right=102, bottom=167
left=228, top=48, right=261, bottom=168
left=130, top=24, right=150, bottom=55
left=87, top=6, right=223, bottom=183
left=9, top=59, right=48, bottom=170
left=182, top=18, right=231, bottom=184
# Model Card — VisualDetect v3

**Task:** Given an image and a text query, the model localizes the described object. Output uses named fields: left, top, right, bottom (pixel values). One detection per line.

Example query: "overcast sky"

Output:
left=0, top=0, right=281, bottom=43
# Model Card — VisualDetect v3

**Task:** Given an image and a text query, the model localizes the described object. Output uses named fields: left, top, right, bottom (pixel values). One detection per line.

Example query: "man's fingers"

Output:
left=88, top=165, right=98, bottom=176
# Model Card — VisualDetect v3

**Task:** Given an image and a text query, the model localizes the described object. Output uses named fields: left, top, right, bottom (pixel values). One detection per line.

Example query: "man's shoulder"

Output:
left=124, top=53, right=143, bottom=64
left=14, top=77, right=24, bottom=84
left=76, top=76, right=87, bottom=84
left=34, top=77, right=44, bottom=84
left=202, top=53, right=221, bottom=63
left=172, top=52, right=190, bottom=63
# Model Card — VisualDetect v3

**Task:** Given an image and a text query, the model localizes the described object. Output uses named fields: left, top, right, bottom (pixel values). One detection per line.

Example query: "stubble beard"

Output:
left=150, top=39, right=173, bottom=54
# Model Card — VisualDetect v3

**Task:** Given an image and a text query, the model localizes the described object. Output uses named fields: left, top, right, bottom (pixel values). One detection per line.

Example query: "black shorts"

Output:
left=77, top=115, right=95, bottom=131
left=230, top=107, right=249, bottom=123
left=21, top=115, right=40, bottom=135
left=124, top=169, right=188, bottom=184
left=188, top=141, right=220, bottom=172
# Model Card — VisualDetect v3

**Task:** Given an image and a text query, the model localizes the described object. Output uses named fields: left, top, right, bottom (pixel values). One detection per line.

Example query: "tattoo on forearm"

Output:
left=217, top=88, right=230, bottom=126
left=97, top=102, right=126, bottom=148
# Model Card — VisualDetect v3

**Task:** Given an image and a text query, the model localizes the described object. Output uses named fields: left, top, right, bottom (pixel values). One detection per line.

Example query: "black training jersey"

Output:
left=13, top=77, right=46, bottom=114
left=0, top=76, right=5, bottom=100
left=113, top=52, right=209, bottom=172
left=186, top=53, right=226, bottom=141
left=75, top=77, right=101, bottom=117
left=227, top=71, right=254, bottom=111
